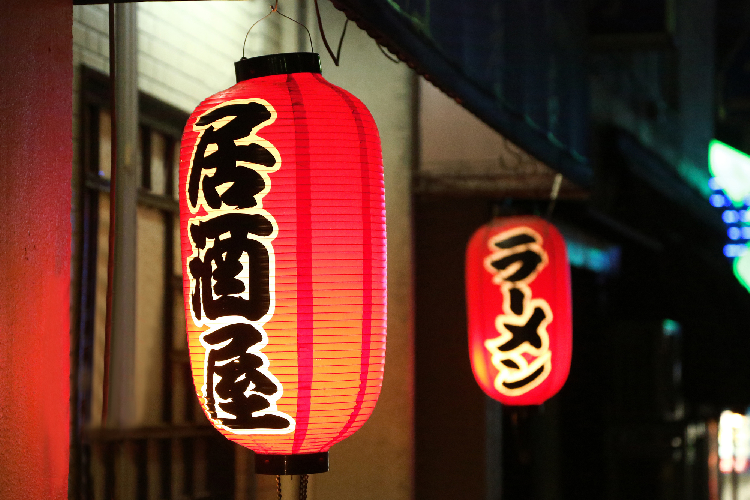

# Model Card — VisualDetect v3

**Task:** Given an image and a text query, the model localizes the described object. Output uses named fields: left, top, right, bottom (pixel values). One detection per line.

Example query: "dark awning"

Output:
left=331, top=0, right=593, bottom=188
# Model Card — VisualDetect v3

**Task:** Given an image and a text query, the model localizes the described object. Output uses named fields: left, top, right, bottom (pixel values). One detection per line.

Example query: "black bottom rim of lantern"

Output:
left=255, top=452, right=329, bottom=475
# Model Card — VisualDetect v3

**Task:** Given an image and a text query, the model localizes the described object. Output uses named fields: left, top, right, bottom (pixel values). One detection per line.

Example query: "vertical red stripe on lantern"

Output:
left=314, top=74, right=374, bottom=448
left=288, top=73, right=313, bottom=454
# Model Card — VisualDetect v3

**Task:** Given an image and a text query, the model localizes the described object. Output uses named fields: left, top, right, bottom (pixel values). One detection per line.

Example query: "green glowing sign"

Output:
left=734, top=250, right=750, bottom=294
left=662, top=319, right=681, bottom=337
left=709, top=140, right=750, bottom=207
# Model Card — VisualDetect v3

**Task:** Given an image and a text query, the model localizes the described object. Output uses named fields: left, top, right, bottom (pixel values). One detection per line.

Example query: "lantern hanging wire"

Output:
left=241, top=0, right=349, bottom=66
left=542, top=172, right=564, bottom=244
left=376, top=42, right=400, bottom=64
left=312, top=0, right=348, bottom=66
left=545, top=172, right=564, bottom=220
left=300, top=474, right=309, bottom=500
left=242, top=0, right=314, bottom=58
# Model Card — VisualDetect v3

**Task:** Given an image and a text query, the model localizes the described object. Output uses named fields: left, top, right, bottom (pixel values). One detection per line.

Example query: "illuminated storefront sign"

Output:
left=707, top=140, right=750, bottom=293
left=465, top=216, right=572, bottom=405
left=179, top=53, right=387, bottom=474
left=719, top=410, right=750, bottom=474
left=709, top=140, right=750, bottom=208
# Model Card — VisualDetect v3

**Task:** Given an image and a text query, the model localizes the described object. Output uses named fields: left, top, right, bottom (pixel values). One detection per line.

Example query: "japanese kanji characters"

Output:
left=188, top=101, right=279, bottom=211
left=188, top=213, right=273, bottom=323
left=180, top=60, right=389, bottom=462
left=186, top=99, right=293, bottom=433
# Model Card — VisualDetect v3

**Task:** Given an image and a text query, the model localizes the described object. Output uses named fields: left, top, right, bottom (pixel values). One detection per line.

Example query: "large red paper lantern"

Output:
left=466, top=216, right=571, bottom=405
left=179, top=53, right=386, bottom=474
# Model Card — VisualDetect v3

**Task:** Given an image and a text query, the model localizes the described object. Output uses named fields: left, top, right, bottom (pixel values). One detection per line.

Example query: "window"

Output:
left=71, top=66, right=255, bottom=500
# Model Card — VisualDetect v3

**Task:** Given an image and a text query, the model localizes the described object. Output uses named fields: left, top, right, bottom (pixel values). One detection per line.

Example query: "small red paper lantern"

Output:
left=179, top=53, right=386, bottom=474
left=465, top=216, right=571, bottom=405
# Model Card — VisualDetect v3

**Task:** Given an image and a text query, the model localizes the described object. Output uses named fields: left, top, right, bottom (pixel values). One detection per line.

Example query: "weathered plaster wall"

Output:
left=0, top=0, right=72, bottom=498
left=305, top=2, right=415, bottom=499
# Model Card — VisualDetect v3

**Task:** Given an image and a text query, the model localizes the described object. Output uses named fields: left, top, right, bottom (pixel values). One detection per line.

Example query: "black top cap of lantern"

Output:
left=235, top=52, right=322, bottom=83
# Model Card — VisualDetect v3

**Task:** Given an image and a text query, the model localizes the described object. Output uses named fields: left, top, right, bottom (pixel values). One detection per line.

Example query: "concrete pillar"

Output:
left=0, top=0, right=72, bottom=498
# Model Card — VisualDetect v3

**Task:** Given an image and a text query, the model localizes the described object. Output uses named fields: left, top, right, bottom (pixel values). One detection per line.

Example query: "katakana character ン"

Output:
left=189, top=102, right=277, bottom=210
left=188, top=212, right=274, bottom=322
left=498, top=360, right=549, bottom=392
left=203, top=323, right=292, bottom=431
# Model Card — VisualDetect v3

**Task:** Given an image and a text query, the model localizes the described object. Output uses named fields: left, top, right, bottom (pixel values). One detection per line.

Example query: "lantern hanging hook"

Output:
left=243, top=1, right=314, bottom=59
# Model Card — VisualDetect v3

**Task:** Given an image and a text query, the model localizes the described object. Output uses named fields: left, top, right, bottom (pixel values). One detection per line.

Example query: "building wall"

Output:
left=71, top=0, right=274, bottom=429
left=588, top=0, right=715, bottom=198
left=0, top=0, right=72, bottom=499
left=73, top=1, right=275, bottom=114
left=307, top=3, right=415, bottom=499
left=71, top=0, right=275, bottom=269
left=71, top=0, right=274, bottom=259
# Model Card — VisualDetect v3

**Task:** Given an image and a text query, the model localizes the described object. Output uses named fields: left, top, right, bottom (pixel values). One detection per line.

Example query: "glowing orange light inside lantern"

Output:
left=179, top=53, right=386, bottom=474
left=465, top=216, right=571, bottom=405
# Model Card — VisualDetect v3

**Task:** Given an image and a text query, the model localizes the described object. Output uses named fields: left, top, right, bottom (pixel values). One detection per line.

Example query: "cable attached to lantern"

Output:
left=545, top=173, right=563, bottom=220
left=313, top=0, right=348, bottom=66
left=273, top=474, right=309, bottom=499
left=242, top=1, right=349, bottom=65
left=376, top=42, right=401, bottom=64
left=243, top=1, right=314, bottom=58
left=541, top=173, right=564, bottom=244
left=300, top=474, right=309, bottom=500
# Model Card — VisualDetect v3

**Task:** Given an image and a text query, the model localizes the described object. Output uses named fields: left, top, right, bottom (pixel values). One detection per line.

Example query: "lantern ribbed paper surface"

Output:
left=466, top=216, right=571, bottom=406
left=179, top=53, right=386, bottom=469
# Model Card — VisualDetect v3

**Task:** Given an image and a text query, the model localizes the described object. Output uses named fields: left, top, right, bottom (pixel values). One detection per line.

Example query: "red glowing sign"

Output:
left=179, top=53, right=386, bottom=474
left=466, top=216, right=572, bottom=405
